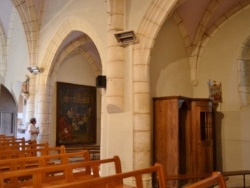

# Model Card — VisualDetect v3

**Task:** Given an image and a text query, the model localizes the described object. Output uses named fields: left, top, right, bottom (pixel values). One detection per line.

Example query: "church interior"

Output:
left=0, top=0, right=250, bottom=187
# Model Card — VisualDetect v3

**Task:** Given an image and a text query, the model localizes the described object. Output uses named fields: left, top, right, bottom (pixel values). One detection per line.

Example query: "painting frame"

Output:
left=56, top=82, right=96, bottom=146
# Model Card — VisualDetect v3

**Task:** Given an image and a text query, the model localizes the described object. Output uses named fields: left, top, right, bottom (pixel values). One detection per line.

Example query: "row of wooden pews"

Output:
left=66, top=144, right=100, bottom=160
left=0, top=134, right=229, bottom=188
left=0, top=134, right=166, bottom=188
left=0, top=138, right=65, bottom=159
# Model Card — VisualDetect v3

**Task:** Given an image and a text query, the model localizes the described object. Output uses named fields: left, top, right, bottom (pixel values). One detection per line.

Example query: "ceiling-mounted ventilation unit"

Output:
left=114, top=30, right=138, bottom=46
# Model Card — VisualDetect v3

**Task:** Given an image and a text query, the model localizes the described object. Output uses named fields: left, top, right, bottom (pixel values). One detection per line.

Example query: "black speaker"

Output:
left=96, top=75, right=106, bottom=88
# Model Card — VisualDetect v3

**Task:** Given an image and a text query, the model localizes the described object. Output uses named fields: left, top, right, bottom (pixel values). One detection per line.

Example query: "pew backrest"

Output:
left=0, top=150, right=90, bottom=172
left=48, top=163, right=166, bottom=188
left=0, top=155, right=121, bottom=188
left=0, top=145, right=65, bottom=159
left=0, top=140, right=47, bottom=153
left=185, top=171, right=227, bottom=188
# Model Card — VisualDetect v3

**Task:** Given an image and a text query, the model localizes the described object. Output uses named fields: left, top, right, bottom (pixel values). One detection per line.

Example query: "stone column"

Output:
left=133, top=48, right=151, bottom=170
left=36, top=73, right=51, bottom=144
left=106, top=0, right=125, bottom=113
left=25, top=74, right=36, bottom=124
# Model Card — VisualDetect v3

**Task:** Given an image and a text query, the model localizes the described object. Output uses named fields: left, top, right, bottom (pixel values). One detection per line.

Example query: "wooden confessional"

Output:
left=153, top=96, right=216, bottom=187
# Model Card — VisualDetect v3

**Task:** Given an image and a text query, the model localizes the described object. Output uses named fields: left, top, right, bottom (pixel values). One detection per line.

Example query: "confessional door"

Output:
left=153, top=96, right=214, bottom=187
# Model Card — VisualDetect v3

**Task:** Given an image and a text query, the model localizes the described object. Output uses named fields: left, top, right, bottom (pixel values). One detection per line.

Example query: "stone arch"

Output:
left=238, top=36, right=250, bottom=108
left=51, top=34, right=102, bottom=83
left=132, top=0, right=179, bottom=169
left=0, top=23, right=7, bottom=81
left=12, top=0, right=42, bottom=66
left=36, top=17, right=104, bottom=144
left=0, top=7, right=17, bottom=82
left=0, top=84, right=17, bottom=135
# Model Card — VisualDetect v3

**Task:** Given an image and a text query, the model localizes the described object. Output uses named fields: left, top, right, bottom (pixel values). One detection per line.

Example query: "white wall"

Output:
left=150, top=17, right=192, bottom=98
left=194, top=7, right=250, bottom=171
left=38, top=0, right=107, bottom=70
left=5, top=11, right=29, bottom=103
left=150, top=5, right=250, bottom=172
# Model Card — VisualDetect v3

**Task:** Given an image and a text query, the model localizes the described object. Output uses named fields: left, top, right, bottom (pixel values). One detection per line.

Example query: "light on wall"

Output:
left=27, top=66, right=41, bottom=74
left=114, top=30, right=138, bottom=46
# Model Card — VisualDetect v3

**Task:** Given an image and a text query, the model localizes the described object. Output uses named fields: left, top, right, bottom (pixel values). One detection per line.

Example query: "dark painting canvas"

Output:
left=56, top=82, right=96, bottom=145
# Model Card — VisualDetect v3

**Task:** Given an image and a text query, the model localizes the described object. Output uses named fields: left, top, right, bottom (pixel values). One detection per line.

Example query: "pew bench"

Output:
left=0, top=139, right=35, bottom=150
left=49, top=163, right=166, bottom=188
left=0, top=149, right=89, bottom=172
left=184, top=171, right=227, bottom=188
left=66, top=145, right=100, bottom=160
left=0, top=141, right=48, bottom=155
left=0, top=155, right=122, bottom=188
left=0, top=136, right=19, bottom=141
left=0, top=145, right=65, bottom=160
left=83, top=145, right=100, bottom=159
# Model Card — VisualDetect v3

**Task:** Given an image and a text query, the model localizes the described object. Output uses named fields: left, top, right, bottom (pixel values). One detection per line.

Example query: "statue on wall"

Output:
left=208, top=79, right=222, bottom=103
left=21, top=75, right=30, bottom=104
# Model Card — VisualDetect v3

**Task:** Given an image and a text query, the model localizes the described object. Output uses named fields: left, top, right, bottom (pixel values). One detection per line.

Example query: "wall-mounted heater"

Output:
left=27, top=66, right=41, bottom=75
left=114, top=30, right=138, bottom=46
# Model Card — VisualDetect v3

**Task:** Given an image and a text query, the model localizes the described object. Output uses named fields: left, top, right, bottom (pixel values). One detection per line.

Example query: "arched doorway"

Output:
left=0, top=84, right=17, bottom=135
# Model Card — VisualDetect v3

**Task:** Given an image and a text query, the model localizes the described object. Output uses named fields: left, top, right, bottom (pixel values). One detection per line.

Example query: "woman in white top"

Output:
left=25, top=118, right=39, bottom=141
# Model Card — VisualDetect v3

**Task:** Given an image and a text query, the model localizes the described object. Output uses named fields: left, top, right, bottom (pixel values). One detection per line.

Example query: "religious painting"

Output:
left=56, top=82, right=96, bottom=146
left=208, top=79, right=222, bottom=103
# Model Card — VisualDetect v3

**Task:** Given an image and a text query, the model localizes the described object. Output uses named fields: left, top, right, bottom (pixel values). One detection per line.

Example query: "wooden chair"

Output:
left=184, top=171, right=227, bottom=188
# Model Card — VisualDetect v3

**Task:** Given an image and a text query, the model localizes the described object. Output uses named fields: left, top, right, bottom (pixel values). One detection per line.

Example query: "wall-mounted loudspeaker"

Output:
left=96, top=75, right=106, bottom=88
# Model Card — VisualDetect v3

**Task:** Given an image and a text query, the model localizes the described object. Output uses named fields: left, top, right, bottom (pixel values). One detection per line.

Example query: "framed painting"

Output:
left=56, top=82, right=96, bottom=146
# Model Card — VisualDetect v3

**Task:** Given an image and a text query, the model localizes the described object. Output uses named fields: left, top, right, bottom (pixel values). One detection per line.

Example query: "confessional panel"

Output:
left=153, top=96, right=215, bottom=187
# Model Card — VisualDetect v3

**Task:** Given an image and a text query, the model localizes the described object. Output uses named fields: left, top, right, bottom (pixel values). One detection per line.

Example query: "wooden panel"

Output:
left=153, top=96, right=214, bottom=186
left=154, top=99, right=179, bottom=176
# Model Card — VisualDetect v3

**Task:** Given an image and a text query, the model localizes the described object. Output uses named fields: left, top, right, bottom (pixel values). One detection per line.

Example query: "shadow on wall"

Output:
left=214, top=111, right=224, bottom=171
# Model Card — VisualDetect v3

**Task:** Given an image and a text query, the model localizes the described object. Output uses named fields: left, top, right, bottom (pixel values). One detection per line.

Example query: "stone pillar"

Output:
left=133, top=48, right=151, bottom=170
left=106, top=0, right=125, bottom=113
left=25, top=74, right=36, bottom=124
left=36, top=74, right=51, bottom=144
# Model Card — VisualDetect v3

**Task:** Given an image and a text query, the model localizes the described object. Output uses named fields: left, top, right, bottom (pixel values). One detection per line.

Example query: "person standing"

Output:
left=25, top=118, right=39, bottom=141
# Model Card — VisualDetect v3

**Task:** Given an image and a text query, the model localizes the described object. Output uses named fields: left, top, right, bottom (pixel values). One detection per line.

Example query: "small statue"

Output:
left=21, top=75, right=30, bottom=103
left=208, top=79, right=222, bottom=103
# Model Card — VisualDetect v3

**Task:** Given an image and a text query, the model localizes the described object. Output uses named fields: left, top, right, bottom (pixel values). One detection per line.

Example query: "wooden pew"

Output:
left=185, top=171, right=227, bottom=188
left=84, top=145, right=100, bottom=160
left=0, top=135, right=15, bottom=140
left=0, top=140, right=45, bottom=151
left=0, top=145, right=65, bottom=159
left=0, top=155, right=122, bottom=188
left=0, top=138, right=26, bottom=149
left=66, top=145, right=100, bottom=160
left=0, top=150, right=91, bottom=184
left=0, top=150, right=90, bottom=172
left=49, top=163, right=166, bottom=188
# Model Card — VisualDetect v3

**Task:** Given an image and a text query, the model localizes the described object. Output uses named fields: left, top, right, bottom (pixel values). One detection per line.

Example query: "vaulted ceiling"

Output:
left=177, top=0, right=250, bottom=40
left=172, top=0, right=250, bottom=53
left=0, top=0, right=249, bottom=65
